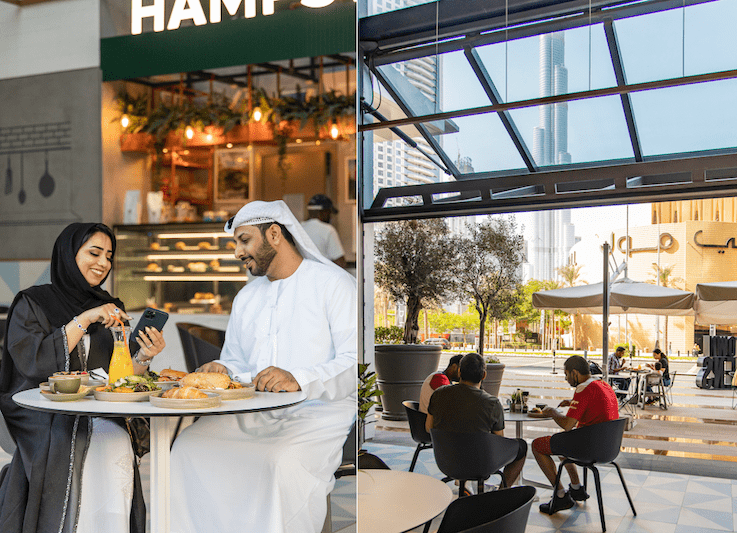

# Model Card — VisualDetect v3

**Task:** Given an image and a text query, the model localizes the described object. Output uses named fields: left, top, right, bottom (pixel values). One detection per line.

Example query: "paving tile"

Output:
left=615, top=517, right=677, bottom=533
left=676, top=507, right=734, bottom=531
left=633, top=486, right=685, bottom=506
left=685, top=479, right=733, bottom=497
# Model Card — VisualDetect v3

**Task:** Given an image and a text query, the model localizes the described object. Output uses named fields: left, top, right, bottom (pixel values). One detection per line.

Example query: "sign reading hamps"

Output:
left=132, top=0, right=337, bottom=34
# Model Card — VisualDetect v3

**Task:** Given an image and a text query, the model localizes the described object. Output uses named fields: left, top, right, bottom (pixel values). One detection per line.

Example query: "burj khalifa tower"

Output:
left=527, top=32, right=576, bottom=282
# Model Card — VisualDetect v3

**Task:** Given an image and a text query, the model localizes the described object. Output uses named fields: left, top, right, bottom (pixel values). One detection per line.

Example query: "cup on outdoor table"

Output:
left=48, top=376, right=81, bottom=394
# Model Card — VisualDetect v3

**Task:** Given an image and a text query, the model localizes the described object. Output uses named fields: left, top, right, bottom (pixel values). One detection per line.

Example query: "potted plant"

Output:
left=358, top=363, right=383, bottom=450
left=482, top=355, right=506, bottom=398
left=373, top=219, right=458, bottom=420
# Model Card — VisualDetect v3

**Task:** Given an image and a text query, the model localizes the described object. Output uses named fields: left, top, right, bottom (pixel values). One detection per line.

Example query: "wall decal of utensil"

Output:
left=39, top=150, right=55, bottom=198
left=18, top=153, right=26, bottom=204
left=4, top=156, right=10, bottom=195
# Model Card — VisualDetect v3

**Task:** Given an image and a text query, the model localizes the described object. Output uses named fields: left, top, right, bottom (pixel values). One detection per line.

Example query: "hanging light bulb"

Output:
left=206, top=133, right=213, bottom=142
left=330, top=121, right=340, bottom=140
left=226, top=143, right=233, bottom=149
left=315, top=140, right=321, bottom=146
left=185, top=126, right=194, bottom=140
left=252, top=107, right=263, bottom=122
left=121, top=114, right=130, bottom=128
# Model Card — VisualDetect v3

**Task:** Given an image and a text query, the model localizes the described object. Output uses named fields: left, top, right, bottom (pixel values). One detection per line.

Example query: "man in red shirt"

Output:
left=419, top=354, right=463, bottom=413
left=532, top=355, right=619, bottom=514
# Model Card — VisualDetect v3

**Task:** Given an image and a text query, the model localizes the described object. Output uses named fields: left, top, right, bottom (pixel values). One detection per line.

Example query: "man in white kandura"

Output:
left=169, top=200, right=356, bottom=533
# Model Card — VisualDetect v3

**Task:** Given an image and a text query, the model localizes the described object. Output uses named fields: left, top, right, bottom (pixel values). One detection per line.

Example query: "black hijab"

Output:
left=22, top=222, right=125, bottom=330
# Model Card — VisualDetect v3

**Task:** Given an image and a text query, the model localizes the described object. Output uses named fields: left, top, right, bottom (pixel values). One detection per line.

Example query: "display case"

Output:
left=113, top=223, right=247, bottom=313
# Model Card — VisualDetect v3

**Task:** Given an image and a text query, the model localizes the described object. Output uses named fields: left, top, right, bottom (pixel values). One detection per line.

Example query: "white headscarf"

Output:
left=225, top=200, right=333, bottom=267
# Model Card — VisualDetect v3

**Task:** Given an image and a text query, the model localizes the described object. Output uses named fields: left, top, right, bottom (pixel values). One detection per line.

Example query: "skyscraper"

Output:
left=526, top=33, right=575, bottom=281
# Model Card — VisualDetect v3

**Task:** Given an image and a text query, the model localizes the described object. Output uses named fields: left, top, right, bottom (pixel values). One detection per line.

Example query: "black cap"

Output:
left=307, top=194, right=338, bottom=213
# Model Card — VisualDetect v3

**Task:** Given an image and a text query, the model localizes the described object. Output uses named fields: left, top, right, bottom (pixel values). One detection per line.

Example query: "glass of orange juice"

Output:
left=109, top=326, right=134, bottom=385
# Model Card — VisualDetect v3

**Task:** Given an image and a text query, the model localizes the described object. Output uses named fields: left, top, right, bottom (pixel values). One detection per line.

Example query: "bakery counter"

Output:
left=128, top=311, right=230, bottom=373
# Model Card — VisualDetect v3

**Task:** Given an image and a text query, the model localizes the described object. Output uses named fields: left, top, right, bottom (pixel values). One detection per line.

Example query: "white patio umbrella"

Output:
left=532, top=277, right=696, bottom=316
left=694, top=281, right=737, bottom=325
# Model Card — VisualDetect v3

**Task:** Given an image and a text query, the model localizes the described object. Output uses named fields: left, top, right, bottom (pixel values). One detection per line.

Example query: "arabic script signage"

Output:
left=617, top=233, right=674, bottom=255
left=693, top=230, right=737, bottom=250
left=696, top=335, right=735, bottom=389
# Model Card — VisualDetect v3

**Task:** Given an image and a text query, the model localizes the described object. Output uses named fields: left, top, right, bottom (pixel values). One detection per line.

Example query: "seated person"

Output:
left=419, top=354, right=462, bottom=413
left=608, top=346, right=631, bottom=392
left=426, top=353, right=526, bottom=488
left=532, top=355, right=619, bottom=515
left=647, top=348, right=671, bottom=387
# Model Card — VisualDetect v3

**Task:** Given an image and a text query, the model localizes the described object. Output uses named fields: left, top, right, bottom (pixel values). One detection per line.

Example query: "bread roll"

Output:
left=160, top=368, right=187, bottom=381
left=162, top=386, right=207, bottom=399
left=181, top=372, right=231, bottom=390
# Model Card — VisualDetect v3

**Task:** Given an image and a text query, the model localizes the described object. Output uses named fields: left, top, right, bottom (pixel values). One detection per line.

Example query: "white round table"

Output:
left=13, top=388, right=306, bottom=533
left=357, top=469, right=452, bottom=533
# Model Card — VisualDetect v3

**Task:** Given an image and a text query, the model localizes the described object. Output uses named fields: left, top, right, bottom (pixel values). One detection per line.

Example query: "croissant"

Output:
left=181, top=372, right=231, bottom=390
left=162, top=386, right=207, bottom=399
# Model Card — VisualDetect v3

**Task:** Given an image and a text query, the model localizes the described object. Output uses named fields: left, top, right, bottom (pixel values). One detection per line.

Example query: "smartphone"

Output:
left=129, top=307, right=169, bottom=355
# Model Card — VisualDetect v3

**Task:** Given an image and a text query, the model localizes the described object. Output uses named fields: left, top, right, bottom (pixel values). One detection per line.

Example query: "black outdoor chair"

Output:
left=548, top=417, right=636, bottom=532
left=403, top=400, right=434, bottom=472
left=175, top=322, right=200, bottom=373
left=176, top=322, right=225, bottom=372
left=436, top=486, right=536, bottom=533
left=431, top=428, right=518, bottom=496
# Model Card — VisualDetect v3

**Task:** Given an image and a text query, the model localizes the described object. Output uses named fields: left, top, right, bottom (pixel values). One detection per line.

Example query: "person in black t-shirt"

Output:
left=648, top=349, right=671, bottom=386
left=426, top=353, right=526, bottom=487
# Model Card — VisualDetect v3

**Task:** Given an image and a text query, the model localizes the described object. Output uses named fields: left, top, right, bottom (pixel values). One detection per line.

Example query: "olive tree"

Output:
left=456, top=217, right=524, bottom=356
left=375, top=219, right=458, bottom=344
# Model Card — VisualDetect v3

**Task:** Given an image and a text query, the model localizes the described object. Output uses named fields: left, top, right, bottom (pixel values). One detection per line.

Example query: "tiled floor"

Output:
left=362, top=441, right=737, bottom=533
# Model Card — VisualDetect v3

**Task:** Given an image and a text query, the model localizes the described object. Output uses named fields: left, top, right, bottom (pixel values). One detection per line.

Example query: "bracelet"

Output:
left=72, top=316, right=87, bottom=334
left=134, top=353, right=151, bottom=367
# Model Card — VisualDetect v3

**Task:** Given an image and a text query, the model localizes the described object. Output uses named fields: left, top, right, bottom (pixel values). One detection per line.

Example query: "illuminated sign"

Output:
left=132, top=0, right=336, bottom=35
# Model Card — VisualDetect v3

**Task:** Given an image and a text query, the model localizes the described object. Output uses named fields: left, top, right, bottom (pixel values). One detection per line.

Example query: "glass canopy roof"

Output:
left=359, top=0, right=737, bottom=221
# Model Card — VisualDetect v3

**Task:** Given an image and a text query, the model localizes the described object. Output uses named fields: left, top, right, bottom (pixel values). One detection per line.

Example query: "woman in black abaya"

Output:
left=0, top=223, right=165, bottom=533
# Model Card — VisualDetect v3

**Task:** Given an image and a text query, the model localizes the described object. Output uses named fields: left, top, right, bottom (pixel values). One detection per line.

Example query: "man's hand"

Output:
left=558, top=399, right=571, bottom=408
left=254, top=366, right=301, bottom=392
left=198, top=362, right=229, bottom=374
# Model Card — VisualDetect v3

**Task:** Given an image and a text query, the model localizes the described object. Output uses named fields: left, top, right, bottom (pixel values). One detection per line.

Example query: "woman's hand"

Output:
left=135, top=326, right=165, bottom=360
left=79, top=304, right=131, bottom=329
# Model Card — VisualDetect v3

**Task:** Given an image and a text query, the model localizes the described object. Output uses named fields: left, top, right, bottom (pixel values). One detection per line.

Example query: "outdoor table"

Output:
left=505, top=410, right=553, bottom=489
left=357, top=469, right=452, bottom=533
left=13, top=388, right=306, bottom=533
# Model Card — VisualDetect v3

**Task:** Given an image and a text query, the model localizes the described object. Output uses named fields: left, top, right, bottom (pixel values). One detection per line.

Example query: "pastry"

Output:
left=146, top=263, right=161, bottom=272
left=162, top=386, right=207, bottom=399
left=187, top=262, right=207, bottom=272
left=226, top=241, right=236, bottom=250
left=198, top=241, right=212, bottom=249
left=175, top=241, right=186, bottom=250
left=159, top=368, right=187, bottom=381
left=150, top=242, right=161, bottom=250
left=181, top=372, right=231, bottom=390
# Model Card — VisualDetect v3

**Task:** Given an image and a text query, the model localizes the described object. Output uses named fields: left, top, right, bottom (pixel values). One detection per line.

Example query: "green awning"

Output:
left=101, top=2, right=355, bottom=81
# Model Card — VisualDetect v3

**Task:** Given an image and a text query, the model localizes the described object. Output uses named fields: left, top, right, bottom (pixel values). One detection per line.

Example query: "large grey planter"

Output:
left=481, top=362, right=506, bottom=398
left=374, top=344, right=442, bottom=421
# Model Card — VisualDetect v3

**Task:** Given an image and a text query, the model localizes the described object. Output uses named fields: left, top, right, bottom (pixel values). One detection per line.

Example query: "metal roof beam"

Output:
left=361, top=151, right=737, bottom=222
left=360, top=67, right=737, bottom=132
left=369, top=63, right=460, bottom=177
left=604, top=19, right=642, bottom=162
left=361, top=0, right=716, bottom=66
left=464, top=47, right=537, bottom=172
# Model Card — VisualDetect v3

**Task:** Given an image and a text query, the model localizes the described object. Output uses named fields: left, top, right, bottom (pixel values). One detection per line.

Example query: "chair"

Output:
left=637, top=372, right=667, bottom=409
left=403, top=400, right=433, bottom=472
left=175, top=322, right=200, bottom=373
left=431, top=428, right=518, bottom=496
left=322, top=421, right=357, bottom=533
left=436, top=486, right=536, bottom=533
left=548, top=418, right=636, bottom=532
left=176, top=322, right=225, bottom=372
left=664, top=371, right=677, bottom=406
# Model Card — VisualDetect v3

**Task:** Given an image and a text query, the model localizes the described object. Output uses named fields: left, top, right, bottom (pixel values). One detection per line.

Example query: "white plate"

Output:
left=154, top=381, right=180, bottom=391
left=148, top=391, right=221, bottom=409
left=93, top=389, right=156, bottom=402
left=200, top=384, right=255, bottom=400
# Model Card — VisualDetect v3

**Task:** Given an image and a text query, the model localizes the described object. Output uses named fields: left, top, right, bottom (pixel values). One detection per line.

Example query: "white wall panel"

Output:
left=0, top=0, right=100, bottom=81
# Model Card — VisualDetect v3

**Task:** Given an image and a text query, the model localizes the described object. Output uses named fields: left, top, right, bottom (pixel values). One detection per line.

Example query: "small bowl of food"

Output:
left=535, top=403, right=547, bottom=410
left=53, top=371, right=90, bottom=385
